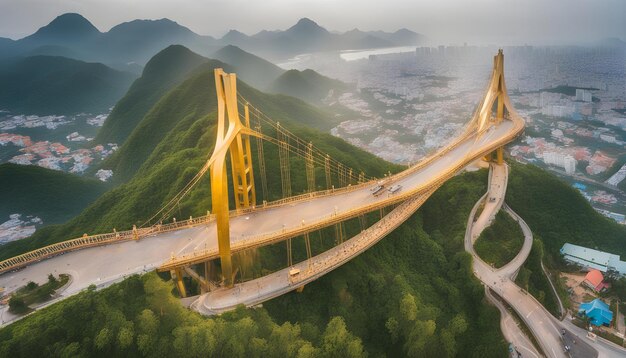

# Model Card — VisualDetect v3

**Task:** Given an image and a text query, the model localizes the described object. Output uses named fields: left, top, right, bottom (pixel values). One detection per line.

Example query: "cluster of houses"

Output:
left=560, top=243, right=625, bottom=327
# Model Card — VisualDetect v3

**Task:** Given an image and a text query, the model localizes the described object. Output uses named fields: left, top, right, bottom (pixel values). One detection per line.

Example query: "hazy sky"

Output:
left=1, top=0, right=624, bottom=45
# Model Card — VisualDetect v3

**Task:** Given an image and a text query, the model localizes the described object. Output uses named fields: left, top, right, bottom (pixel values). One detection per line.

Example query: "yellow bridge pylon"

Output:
left=210, top=68, right=259, bottom=287
left=470, top=49, right=517, bottom=164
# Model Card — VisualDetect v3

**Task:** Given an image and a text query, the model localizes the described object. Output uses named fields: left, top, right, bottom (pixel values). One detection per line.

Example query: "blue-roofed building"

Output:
left=578, top=298, right=613, bottom=326
left=560, top=243, right=626, bottom=275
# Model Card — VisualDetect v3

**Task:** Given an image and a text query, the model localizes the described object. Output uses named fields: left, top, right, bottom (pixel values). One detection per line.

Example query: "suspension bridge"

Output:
left=0, top=50, right=524, bottom=315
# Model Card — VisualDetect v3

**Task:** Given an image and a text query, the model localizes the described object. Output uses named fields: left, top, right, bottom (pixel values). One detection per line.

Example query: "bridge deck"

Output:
left=160, top=119, right=521, bottom=269
left=192, top=188, right=438, bottom=315
left=0, top=118, right=521, bottom=302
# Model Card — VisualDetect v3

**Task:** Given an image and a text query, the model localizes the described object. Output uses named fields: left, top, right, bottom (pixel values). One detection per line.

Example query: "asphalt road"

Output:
left=485, top=287, right=541, bottom=358
left=0, top=120, right=517, bottom=299
left=465, top=163, right=592, bottom=358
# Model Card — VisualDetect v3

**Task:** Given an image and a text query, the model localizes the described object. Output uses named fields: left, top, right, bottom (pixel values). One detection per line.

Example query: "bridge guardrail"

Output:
left=0, top=214, right=214, bottom=274
left=289, top=187, right=440, bottom=285
left=0, top=115, right=524, bottom=274
left=159, top=116, right=524, bottom=270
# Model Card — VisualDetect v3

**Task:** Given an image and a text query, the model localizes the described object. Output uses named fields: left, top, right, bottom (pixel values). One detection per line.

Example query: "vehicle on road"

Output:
left=388, top=185, right=402, bottom=194
left=371, top=185, right=385, bottom=196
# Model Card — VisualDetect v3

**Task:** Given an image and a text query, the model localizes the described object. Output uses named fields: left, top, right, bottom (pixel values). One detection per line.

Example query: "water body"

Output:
left=339, top=46, right=417, bottom=61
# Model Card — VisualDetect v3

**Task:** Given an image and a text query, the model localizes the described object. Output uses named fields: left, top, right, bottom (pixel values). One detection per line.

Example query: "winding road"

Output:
left=466, top=163, right=591, bottom=358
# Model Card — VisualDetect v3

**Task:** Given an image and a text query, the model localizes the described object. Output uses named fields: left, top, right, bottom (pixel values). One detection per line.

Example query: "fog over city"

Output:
left=1, top=0, right=624, bottom=44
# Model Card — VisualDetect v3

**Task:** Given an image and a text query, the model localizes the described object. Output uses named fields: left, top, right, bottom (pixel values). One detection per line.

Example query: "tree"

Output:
left=118, top=326, right=134, bottom=350
left=94, top=327, right=112, bottom=350
left=268, top=322, right=307, bottom=357
left=321, top=317, right=365, bottom=358
left=136, top=309, right=159, bottom=355
left=8, top=296, right=28, bottom=314
left=613, top=277, right=626, bottom=301
left=296, top=342, right=319, bottom=358
left=48, top=273, right=58, bottom=284
left=26, top=281, right=38, bottom=291
left=60, top=342, right=80, bottom=358
left=404, top=320, right=436, bottom=357
left=385, top=318, right=400, bottom=343
left=400, top=293, right=418, bottom=321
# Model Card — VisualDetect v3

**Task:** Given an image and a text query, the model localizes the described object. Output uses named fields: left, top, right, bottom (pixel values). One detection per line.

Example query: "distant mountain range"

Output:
left=0, top=13, right=425, bottom=64
left=226, top=18, right=424, bottom=59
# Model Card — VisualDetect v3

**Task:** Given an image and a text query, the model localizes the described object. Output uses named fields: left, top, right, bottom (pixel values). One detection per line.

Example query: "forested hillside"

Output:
left=269, top=69, right=349, bottom=105
left=506, top=162, right=626, bottom=259
left=0, top=169, right=508, bottom=358
left=0, top=55, right=135, bottom=115
left=0, top=163, right=107, bottom=224
left=93, top=45, right=209, bottom=145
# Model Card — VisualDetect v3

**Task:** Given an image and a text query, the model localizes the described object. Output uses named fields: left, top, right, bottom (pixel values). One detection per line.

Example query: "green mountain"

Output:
left=2, top=158, right=625, bottom=356
left=0, top=55, right=135, bottom=115
left=0, top=169, right=507, bottom=357
left=94, top=45, right=209, bottom=145
left=269, top=69, right=349, bottom=104
left=97, top=46, right=349, bottom=183
left=506, top=162, right=626, bottom=258
left=0, top=58, right=397, bottom=259
left=0, top=163, right=107, bottom=225
left=211, top=45, right=284, bottom=89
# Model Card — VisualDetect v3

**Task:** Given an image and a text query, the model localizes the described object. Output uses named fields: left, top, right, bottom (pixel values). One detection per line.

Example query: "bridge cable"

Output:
left=306, top=142, right=315, bottom=193
left=304, top=233, right=312, bottom=269
left=141, top=92, right=382, bottom=227
left=238, top=95, right=371, bottom=183
left=254, top=112, right=268, bottom=201
left=277, top=122, right=292, bottom=198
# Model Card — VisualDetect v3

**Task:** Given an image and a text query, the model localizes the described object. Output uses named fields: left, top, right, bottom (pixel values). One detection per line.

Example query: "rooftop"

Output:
left=584, top=269, right=604, bottom=288
left=560, top=243, right=626, bottom=275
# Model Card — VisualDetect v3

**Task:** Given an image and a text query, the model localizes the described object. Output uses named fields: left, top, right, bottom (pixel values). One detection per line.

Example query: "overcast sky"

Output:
left=1, top=0, right=624, bottom=45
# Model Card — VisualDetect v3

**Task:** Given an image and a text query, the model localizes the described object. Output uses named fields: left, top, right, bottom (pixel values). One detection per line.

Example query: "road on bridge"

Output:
left=0, top=117, right=521, bottom=325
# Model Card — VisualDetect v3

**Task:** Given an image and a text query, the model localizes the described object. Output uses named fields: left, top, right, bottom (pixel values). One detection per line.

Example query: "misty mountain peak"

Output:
left=222, top=29, right=250, bottom=42
left=224, top=29, right=247, bottom=37
left=394, top=28, right=416, bottom=35
left=30, top=13, right=100, bottom=39
left=108, top=18, right=193, bottom=36
left=288, top=18, right=328, bottom=35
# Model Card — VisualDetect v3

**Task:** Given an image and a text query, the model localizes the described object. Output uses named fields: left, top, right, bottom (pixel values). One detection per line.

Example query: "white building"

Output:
left=575, top=89, right=592, bottom=102
left=543, top=151, right=577, bottom=174
left=561, top=243, right=626, bottom=275
left=606, top=164, right=626, bottom=186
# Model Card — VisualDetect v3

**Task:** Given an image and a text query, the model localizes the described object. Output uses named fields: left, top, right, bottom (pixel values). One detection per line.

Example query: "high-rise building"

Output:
left=575, top=89, right=593, bottom=102
left=564, top=155, right=577, bottom=174
left=543, top=151, right=577, bottom=174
